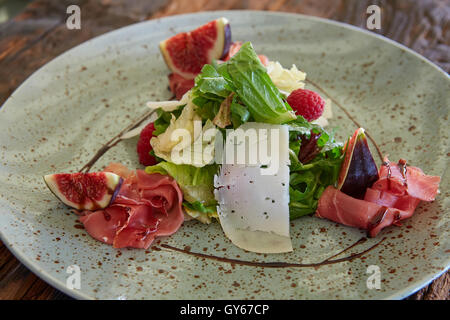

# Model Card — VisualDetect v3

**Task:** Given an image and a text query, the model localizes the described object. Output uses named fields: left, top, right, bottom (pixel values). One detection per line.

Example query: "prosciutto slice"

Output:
left=372, top=158, right=440, bottom=201
left=79, top=163, right=184, bottom=249
left=168, top=73, right=195, bottom=100
left=317, top=186, right=421, bottom=237
left=316, top=157, right=440, bottom=237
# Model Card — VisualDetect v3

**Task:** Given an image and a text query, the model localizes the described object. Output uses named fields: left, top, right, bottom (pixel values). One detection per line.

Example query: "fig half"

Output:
left=44, top=172, right=123, bottom=210
left=337, top=128, right=379, bottom=199
left=159, top=17, right=231, bottom=79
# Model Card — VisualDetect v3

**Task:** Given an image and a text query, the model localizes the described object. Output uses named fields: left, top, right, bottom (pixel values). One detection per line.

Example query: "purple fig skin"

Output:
left=108, top=177, right=123, bottom=206
left=340, top=134, right=379, bottom=199
left=220, top=22, right=232, bottom=59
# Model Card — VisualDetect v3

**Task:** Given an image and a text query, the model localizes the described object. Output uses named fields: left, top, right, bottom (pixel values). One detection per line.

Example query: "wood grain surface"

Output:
left=0, top=0, right=448, bottom=300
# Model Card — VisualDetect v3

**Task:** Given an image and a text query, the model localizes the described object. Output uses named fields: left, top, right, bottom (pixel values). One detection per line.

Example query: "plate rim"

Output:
left=0, top=10, right=448, bottom=300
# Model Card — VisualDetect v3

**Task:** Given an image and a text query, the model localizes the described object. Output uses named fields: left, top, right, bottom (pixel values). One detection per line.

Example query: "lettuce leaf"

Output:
left=230, top=95, right=251, bottom=128
left=153, top=105, right=184, bottom=136
left=216, top=42, right=296, bottom=124
left=191, top=42, right=295, bottom=126
left=183, top=201, right=218, bottom=224
left=150, top=97, right=203, bottom=164
left=192, top=64, right=231, bottom=100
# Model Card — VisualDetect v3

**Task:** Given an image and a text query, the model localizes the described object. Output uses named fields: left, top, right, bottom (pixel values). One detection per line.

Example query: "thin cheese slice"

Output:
left=214, top=123, right=292, bottom=253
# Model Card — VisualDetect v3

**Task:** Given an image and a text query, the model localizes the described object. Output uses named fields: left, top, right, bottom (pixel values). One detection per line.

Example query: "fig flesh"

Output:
left=44, top=172, right=123, bottom=210
left=337, top=128, right=379, bottom=199
left=159, top=17, right=231, bottom=79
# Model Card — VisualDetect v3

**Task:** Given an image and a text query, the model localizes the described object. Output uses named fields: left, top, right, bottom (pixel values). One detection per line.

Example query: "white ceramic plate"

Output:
left=0, top=11, right=448, bottom=300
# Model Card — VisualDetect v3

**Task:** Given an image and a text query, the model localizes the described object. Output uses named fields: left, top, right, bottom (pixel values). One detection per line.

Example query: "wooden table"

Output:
left=0, top=0, right=448, bottom=300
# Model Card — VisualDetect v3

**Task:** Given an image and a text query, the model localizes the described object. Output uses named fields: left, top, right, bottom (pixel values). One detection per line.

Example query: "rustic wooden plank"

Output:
left=0, top=240, right=72, bottom=300
left=0, top=247, right=40, bottom=300
left=0, top=0, right=448, bottom=300
left=408, top=272, right=450, bottom=300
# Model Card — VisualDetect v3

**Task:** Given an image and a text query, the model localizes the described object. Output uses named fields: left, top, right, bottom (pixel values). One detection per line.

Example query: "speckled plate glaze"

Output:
left=0, top=11, right=448, bottom=300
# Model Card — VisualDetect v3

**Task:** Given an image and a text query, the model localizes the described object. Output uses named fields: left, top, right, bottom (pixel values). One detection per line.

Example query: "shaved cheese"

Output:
left=214, top=123, right=292, bottom=253
left=312, top=98, right=333, bottom=127
left=266, top=61, right=306, bottom=94
left=121, top=91, right=190, bottom=140
left=146, top=91, right=189, bottom=111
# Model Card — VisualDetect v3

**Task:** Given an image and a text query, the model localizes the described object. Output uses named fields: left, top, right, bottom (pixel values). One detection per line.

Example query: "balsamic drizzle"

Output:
left=79, top=108, right=156, bottom=173
left=160, top=237, right=386, bottom=269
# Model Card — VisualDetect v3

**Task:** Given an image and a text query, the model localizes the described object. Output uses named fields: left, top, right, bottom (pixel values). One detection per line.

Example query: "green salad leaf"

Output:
left=192, top=64, right=231, bottom=100
left=153, top=105, right=184, bottom=136
left=287, top=116, right=343, bottom=163
left=183, top=201, right=217, bottom=214
left=190, top=42, right=295, bottom=127
left=289, top=156, right=343, bottom=219
left=183, top=201, right=218, bottom=224
left=230, top=95, right=251, bottom=128
left=216, top=42, right=296, bottom=124
left=191, top=64, right=230, bottom=123
left=287, top=117, right=343, bottom=220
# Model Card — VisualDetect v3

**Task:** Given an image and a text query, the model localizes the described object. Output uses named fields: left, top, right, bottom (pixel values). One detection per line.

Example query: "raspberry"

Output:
left=136, top=122, right=157, bottom=166
left=286, top=89, right=325, bottom=122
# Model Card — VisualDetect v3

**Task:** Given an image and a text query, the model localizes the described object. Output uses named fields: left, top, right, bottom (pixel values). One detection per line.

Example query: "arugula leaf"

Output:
left=216, top=42, right=296, bottom=124
left=148, top=149, right=164, bottom=164
left=287, top=116, right=343, bottom=160
left=287, top=116, right=343, bottom=220
left=191, top=65, right=231, bottom=124
left=289, top=156, right=343, bottom=220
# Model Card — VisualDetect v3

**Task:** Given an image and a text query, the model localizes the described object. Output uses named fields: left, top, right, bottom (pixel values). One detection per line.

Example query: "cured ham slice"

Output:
left=316, top=157, right=440, bottom=237
left=79, top=164, right=184, bottom=249
left=363, top=188, right=421, bottom=236
left=104, top=162, right=136, bottom=181
left=316, top=186, right=421, bottom=237
left=168, top=73, right=195, bottom=100
left=80, top=206, right=128, bottom=245
left=372, top=158, right=440, bottom=201
left=113, top=205, right=160, bottom=249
